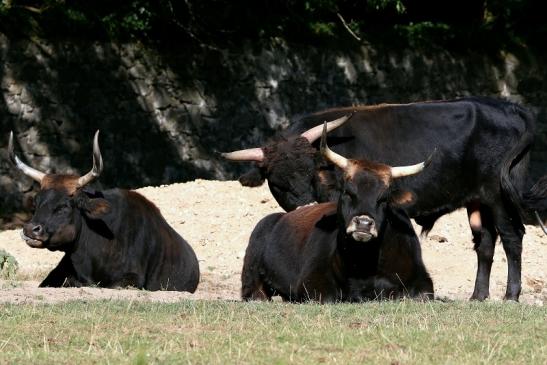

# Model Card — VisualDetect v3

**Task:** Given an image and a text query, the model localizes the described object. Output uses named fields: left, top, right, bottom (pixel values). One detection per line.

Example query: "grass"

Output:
left=0, top=300, right=545, bottom=364
left=0, top=249, right=19, bottom=280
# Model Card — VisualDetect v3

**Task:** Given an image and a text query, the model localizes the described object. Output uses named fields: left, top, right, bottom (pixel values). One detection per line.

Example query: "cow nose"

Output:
left=31, top=224, right=44, bottom=236
left=357, top=217, right=374, bottom=228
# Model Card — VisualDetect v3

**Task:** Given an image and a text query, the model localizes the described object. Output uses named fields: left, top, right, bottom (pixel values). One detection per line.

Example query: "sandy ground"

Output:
left=0, top=180, right=545, bottom=305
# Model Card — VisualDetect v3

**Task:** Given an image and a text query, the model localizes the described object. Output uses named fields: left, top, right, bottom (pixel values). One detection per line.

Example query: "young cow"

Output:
left=9, top=131, right=200, bottom=292
left=241, top=123, right=434, bottom=302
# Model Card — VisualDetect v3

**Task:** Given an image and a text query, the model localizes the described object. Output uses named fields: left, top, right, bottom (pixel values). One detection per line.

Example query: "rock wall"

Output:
left=1, top=35, right=547, bottom=226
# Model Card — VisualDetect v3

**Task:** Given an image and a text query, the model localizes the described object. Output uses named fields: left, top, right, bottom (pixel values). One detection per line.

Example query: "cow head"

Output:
left=320, top=123, right=431, bottom=242
left=222, top=114, right=353, bottom=211
left=9, top=131, right=110, bottom=250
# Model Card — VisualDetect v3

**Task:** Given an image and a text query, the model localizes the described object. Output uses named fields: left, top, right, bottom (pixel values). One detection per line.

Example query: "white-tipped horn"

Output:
left=300, top=112, right=354, bottom=143
left=8, top=131, right=46, bottom=183
left=77, top=130, right=103, bottom=188
left=221, top=148, right=264, bottom=162
left=390, top=151, right=435, bottom=179
left=320, top=121, right=349, bottom=170
left=390, top=162, right=426, bottom=179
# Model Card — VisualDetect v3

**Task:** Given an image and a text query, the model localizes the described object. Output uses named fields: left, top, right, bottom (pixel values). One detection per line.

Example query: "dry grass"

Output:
left=0, top=300, right=545, bottom=364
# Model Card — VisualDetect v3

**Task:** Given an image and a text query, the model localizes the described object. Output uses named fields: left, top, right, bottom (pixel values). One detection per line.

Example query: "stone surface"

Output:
left=1, top=34, right=547, bottom=225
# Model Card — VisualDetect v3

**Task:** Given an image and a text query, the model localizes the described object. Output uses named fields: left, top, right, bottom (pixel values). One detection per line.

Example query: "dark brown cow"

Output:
left=241, top=123, right=434, bottom=302
left=9, top=131, right=200, bottom=292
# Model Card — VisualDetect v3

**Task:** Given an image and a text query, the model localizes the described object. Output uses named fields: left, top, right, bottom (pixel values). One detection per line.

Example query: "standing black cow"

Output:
left=9, top=131, right=200, bottom=292
left=241, top=123, right=434, bottom=302
left=225, top=97, right=546, bottom=301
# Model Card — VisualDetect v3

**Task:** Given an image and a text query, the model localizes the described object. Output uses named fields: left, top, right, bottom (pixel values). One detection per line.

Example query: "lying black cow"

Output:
left=241, top=123, right=434, bottom=302
left=225, top=97, right=546, bottom=301
left=8, top=131, right=200, bottom=292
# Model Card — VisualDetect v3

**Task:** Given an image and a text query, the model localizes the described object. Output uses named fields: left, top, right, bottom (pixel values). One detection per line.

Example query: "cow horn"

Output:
left=320, top=121, right=349, bottom=170
left=77, top=130, right=103, bottom=188
left=535, top=211, right=547, bottom=235
left=220, top=148, right=264, bottom=162
left=390, top=150, right=435, bottom=179
left=300, top=112, right=354, bottom=143
left=8, top=131, right=46, bottom=183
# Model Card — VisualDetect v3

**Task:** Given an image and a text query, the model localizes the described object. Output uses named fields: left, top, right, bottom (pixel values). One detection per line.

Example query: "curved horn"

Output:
left=8, top=131, right=46, bottom=183
left=390, top=149, right=435, bottom=179
left=300, top=112, right=354, bottom=143
left=535, top=211, right=547, bottom=235
left=77, top=130, right=103, bottom=188
left=221, top=148, right=264, bottom=162
left=320, top=121, right=349, bottom=170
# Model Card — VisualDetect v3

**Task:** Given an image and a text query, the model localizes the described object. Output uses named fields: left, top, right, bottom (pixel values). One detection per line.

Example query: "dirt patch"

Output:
left=0, top=179, right=545, bottom=304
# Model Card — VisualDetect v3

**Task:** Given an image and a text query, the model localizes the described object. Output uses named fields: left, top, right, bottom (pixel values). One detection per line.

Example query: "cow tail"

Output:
left=500, top=107, right=535, bottom=220
left=522, top=175, right=547, bottom=211
left=522, top=175, right=547, bottom=235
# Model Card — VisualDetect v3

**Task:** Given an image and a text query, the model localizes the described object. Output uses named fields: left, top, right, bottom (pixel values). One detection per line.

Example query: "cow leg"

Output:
left=297, top=273, right=341, bottom=303
left=241, top=263, right=272, bottom=301
left=243, top=281, right=273, bottom=301
left=493, top=207, right=524, bottom=301
left=469, top=204, right=498, bottom=301
left=111, top=273, right=143, bottom=289
left=39, top=254, right=77, bottom=287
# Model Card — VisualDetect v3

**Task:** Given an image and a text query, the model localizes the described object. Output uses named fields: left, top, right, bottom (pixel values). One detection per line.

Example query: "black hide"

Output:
left=35, top=188, right=200, bottom=292
left=239, top=97, right=540, bottom=301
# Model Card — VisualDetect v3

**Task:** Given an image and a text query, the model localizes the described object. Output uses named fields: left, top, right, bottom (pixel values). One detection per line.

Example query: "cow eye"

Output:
left=344, top=185, right=358, bottom=199
left=54, top=203, right=70, bottom=214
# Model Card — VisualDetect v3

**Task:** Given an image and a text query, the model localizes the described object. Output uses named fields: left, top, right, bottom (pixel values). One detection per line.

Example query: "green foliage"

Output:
left=0, top=0, right=544, bottom=48
left=395, top=21, right=454, bottom=45
left=100, top=0, right=154, bottom=37
left=309, top=21, right=336, bottom=36
left=368, top=0, right=406, bottom=13
left=0, top=249, right=19, bottom=279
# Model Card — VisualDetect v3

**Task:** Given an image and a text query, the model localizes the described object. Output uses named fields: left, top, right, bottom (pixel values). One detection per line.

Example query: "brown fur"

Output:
left=346, top=160, right=392, bottom=186
left=86, top=199, right=111, bottom=217
left=263, top=136, right=316, bottom=169
left=282, top=202, right=337, bottom=244
left=40, top=174, right=80, bottom=195
left=391, top=191, right=415, bottom=206
left=123, top=190, right=161, bottom=214
left=316, top=170, right=335, bottom=186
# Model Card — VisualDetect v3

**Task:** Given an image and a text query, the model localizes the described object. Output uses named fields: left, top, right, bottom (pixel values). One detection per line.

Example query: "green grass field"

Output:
left=0, top=300, right=545, bottom=364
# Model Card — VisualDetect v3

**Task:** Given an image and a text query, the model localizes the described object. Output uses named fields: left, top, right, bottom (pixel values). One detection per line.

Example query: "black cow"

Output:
left=225, top=97, right=545, bottom=301
left=241, top=123, right=434, bottom=302
left=8, top=131, right=200, bottom=292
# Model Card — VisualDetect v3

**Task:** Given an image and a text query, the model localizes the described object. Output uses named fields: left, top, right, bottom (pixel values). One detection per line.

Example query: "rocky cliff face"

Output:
left=1, top=35, right=546, bottom=226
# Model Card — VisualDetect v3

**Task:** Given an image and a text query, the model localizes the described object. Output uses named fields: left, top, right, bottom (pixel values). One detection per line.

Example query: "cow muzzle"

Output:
left=21, top=224, right=48, bottom=248
left=346, top=215, right=377, bottom=242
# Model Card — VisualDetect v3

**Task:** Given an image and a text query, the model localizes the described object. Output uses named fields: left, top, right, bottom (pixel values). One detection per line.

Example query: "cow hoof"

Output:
left=503, top=294, right=520, bottom=302
left=470, top=293, right=488, bottom=301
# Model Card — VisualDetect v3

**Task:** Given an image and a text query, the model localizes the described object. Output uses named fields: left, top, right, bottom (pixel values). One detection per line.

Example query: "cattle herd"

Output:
left=7, top=96, right=547, bottom=303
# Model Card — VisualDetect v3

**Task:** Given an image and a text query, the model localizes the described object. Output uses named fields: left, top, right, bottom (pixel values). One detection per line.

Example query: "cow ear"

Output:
left=239, top=167, right=266, bottom=187
left=315, top=211, right=338, bottom=231
left=75, top=192, right=111, bottom=220
left=313, top=168, right=341, bottom=203
left=389, top=190, right=416, bottom=208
